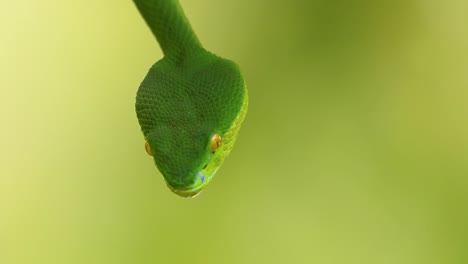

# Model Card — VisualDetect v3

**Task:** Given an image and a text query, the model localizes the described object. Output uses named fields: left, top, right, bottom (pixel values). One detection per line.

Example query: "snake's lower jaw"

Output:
left=165, top=170, right=213, bottom=198
left=169, top=187, right=204, bottom=198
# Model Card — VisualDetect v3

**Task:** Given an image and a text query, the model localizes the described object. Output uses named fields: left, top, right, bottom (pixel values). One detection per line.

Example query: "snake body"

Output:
left=133, top=0, right=248, bottom=197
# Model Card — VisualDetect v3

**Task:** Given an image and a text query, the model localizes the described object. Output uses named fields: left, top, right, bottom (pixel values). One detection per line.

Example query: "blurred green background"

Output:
left=1, top=0, right=467, bottom=263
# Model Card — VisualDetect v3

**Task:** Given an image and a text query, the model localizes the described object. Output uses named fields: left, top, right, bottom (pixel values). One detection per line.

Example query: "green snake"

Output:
left=133, top=0, right=248, bottom=197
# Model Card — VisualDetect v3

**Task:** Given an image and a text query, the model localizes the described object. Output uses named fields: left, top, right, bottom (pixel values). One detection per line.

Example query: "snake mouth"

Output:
left=166, top=171, right=207, bottom=198
left=170, top=187, right=204, bottom=198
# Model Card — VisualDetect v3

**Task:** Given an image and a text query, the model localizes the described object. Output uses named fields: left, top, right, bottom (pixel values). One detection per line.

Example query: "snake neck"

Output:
left=133, top=0, right=203, bottom=62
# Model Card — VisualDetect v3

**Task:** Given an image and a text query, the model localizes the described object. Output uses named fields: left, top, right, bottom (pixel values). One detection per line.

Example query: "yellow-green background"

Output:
left=1, top=0, right=467, bottom=263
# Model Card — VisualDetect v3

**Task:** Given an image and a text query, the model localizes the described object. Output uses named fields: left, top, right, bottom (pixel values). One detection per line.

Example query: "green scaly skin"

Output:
left=133, top=0, right=248, bottom=197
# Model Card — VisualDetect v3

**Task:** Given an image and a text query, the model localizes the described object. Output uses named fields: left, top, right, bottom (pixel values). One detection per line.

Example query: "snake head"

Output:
left=136, top=52, right=248, bottom=197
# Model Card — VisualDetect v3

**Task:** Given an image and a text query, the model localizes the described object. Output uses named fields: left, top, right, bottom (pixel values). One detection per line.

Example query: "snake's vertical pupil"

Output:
left=211, top=134, right=222, bottom=153
left=145, top=141, right=153, bottom=156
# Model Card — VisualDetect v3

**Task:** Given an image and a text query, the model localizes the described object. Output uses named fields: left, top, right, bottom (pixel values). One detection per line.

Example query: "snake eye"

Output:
left=145, top=141, right=153, bottom=156
left=210, top=133, right=222, bottom=153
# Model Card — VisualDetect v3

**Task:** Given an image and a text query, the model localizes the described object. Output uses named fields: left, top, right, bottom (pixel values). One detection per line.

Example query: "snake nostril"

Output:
left=198, top=172, right=206, bottom=183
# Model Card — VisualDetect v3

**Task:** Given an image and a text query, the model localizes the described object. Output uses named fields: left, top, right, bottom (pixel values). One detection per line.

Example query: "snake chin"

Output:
left=170, top=187, right=204, bottom=198
left=166, top=170, right=214, bottom=198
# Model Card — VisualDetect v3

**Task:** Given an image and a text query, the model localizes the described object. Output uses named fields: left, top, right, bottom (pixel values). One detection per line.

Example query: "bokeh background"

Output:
left=1, top=0, right=467, bottom=263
